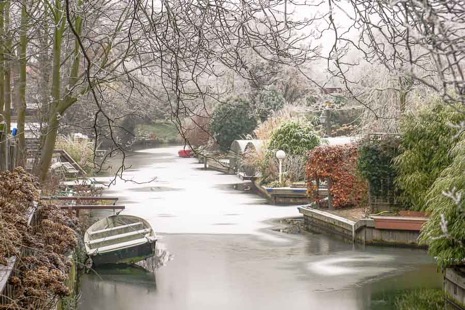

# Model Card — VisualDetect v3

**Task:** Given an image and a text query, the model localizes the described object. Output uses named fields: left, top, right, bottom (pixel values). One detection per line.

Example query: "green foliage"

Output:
left=118, top=116, right=138, bottom=146
left=305, top=96, right=317, bottom=106
left=255, top=88, right=285, bottom=121
left=420, top=135, right=465, bottom=267
left=210, top=98, right=257, bottom=151
left=328, top=107, right=362, bottom=135
left=395, top=289, right=445, bottom=310
left=333, top=95, right=347, bottom=106
left=358, top=135, right=401, bottom=198
left=268, top=121, right=320, bottom=156
left=394, top=103, right=465, bottom=211
left=136, top=121, right=182, bottom=143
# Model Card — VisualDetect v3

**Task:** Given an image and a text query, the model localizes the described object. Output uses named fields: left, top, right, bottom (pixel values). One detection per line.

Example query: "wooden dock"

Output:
left=41, top=196, right=124, bottom=216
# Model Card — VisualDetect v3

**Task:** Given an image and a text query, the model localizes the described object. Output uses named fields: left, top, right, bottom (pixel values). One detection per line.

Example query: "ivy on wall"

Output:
left=358, top=134, right=401, bottom=199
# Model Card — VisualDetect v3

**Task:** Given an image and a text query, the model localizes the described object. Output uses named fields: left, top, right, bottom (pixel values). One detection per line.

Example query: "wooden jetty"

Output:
left=41, top=196, right=124, bottom=216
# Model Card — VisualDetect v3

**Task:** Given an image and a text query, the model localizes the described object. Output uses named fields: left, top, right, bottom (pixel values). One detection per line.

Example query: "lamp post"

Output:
left=276, top=150, right=286, bottom=185
left=319, top=106, right=331, bottom=137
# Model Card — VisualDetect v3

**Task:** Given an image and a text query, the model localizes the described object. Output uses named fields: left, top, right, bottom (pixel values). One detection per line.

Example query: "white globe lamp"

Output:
left=276, top=150, right=286, bottom=185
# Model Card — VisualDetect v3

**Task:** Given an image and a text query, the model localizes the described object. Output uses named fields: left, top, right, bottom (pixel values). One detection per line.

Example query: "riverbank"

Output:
left=77, top=146, right=442, bottom=310
left=299, top=205, right=427, bottom=247
left=244, top=172, right=427, bottom=248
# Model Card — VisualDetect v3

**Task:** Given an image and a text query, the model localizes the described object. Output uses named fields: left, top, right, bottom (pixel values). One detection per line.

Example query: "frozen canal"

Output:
left=78, top=146, right=441, bottom=310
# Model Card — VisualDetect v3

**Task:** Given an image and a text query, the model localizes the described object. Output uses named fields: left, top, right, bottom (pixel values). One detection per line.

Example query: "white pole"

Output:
left=276, top=150, right=286, bottom=186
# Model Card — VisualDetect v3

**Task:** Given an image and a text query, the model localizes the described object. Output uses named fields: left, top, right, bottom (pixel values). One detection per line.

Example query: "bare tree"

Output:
left=325, top=0, right=465, bottom=111
left=25, top=0, right=163, bottom=181
left=57, top=0, right=323, bottom=179
left=0, top=0, right=332, bottom=180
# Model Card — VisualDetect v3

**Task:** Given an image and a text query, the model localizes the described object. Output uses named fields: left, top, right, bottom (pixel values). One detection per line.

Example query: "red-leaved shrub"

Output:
left=306, top=144, right=367, bottom=209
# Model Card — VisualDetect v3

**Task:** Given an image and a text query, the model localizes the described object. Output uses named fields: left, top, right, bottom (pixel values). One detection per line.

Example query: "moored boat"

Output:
left=84, top=214, right=157, bottom=266
left=178, top=149, right=193, bottom=157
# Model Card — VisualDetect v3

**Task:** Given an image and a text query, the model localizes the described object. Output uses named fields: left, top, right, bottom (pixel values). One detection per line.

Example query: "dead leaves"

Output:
left=0, top=168, right=79, bottom=309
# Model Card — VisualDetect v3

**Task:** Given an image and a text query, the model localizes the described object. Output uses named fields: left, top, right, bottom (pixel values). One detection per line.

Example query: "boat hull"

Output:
left=91, top=240, right=157, bottom=266
left=84, top=214, right=157, bottom=266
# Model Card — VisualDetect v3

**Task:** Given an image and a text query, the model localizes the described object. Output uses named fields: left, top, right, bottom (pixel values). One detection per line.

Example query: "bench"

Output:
left=89, top=222, right=144, bottom=238
left=87, top=237, right=152, bottom=255
left=89, top=228, right=151, bottom=244
left=88, top=228, right=151, bottom=249
left=62, top=162, right=79, bottom=175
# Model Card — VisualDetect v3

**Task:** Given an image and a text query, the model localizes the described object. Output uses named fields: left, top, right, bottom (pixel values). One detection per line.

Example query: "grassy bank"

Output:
left=136, top=122, right=182, bottom=144
left=395, top=289, right=445, bottom=310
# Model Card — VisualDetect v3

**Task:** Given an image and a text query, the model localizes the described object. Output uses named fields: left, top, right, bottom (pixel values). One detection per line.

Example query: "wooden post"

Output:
left=327, top=178, right=333, bottom=210
left=314, top=176, right=320, bottom=208
left=4, top=137, right=8, bottom=171
left=8, top=140, right=15, bottom=170
left=0, top=117, right=4, bottom=171
left=325, top=108, right=331, bottom=136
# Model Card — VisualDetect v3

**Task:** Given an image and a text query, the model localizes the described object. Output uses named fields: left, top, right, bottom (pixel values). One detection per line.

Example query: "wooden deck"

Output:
left=41, top=196, right=119, bottom=204
left=54, top=149, right=87, bottom=176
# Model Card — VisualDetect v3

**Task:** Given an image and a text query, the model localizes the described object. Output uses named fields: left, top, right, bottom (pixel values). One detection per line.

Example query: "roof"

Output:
left=322, top=136, right=359, bottom=146
left=230, top=140, right=263, bottom=154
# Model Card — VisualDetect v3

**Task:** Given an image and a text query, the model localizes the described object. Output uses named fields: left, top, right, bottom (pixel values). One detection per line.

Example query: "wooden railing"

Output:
left=0, top=257, right=17, bottom=305
left=0, top=135, right=17, bottom=172
left=41, top=196, right=124, bottom=216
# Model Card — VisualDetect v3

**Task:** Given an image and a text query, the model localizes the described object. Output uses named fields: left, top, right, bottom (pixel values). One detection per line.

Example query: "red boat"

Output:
left=178, top=149, right=194, bottom=158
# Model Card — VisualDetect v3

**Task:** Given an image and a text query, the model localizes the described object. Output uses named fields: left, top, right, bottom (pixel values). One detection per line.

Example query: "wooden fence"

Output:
left=0, top=128, right=17, bottom=172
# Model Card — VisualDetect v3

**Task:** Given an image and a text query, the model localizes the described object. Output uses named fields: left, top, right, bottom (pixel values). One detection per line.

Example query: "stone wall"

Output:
left=299, top=207, right=356, bottom=242
left=361, top=226, right=422, bottom=247
left=253, top=183, right=310, bottom=205
left=299, top=206, right=425, bottom=247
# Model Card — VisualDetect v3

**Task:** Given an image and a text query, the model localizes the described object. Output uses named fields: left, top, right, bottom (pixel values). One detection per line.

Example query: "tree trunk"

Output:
left=3, top=0, right=11, bottom=170
left=37, top=114, right=60, bottom=182
left=16, top=0, right=28, bottom=167
left=398, top=76, right=412, bottom=115
left=0, top=2, right=5, bottom=171
left=36, top=0, right=65, bottom=182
